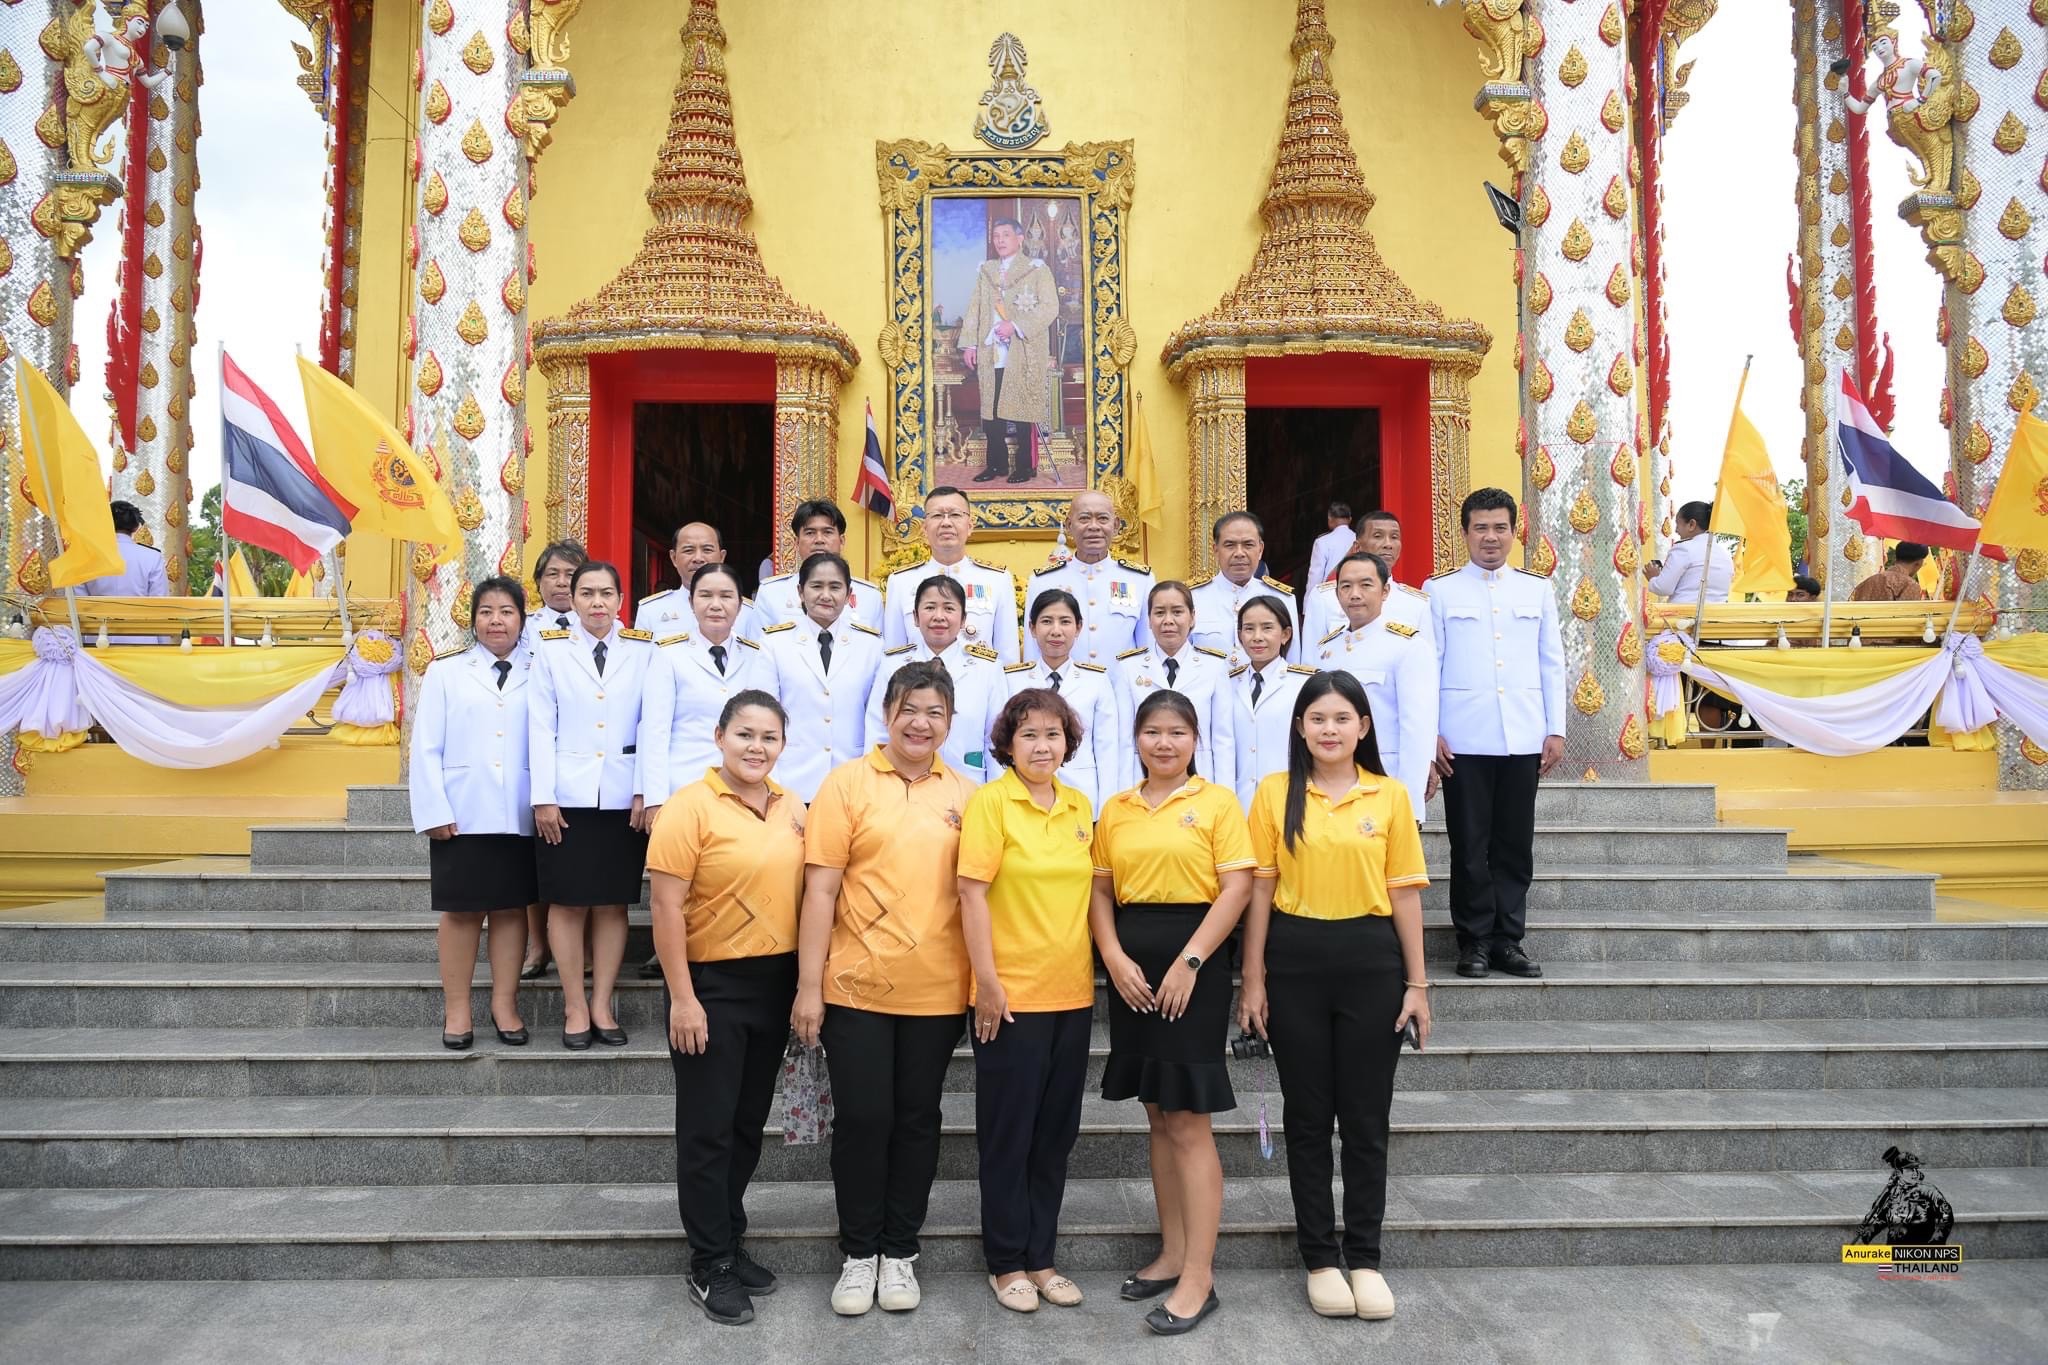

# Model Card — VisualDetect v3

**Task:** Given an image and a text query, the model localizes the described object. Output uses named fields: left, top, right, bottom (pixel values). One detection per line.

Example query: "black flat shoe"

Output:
left=1489, top=945, right=1543, bottom=978
left=494, top=1024, right=529, bottom=1046
left=519, top=959, right=550, bottom=981
left=1144, top=1289, right=1220, bottom=1335
left=1006, top=468, right=1034, bottom=483
left=1455, top=951, right=1490, bottom=979
left=972, top=469, right=1002, bottom=483
left=441, top=1031, right=473, bottom=1051
left=1119, top=1272, right=1179, bottom=1301
left=593, top=1025, right=629, bottom=1047
left=562, top=1028, right=593, bottom=1051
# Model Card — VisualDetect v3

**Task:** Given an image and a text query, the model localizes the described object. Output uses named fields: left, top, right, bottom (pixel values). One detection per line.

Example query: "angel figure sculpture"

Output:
left=529, top=0, right=582, bottom=72
left=1841, top=18, right=1954, bottom=194
left=62, top=0, right=170, bottom=177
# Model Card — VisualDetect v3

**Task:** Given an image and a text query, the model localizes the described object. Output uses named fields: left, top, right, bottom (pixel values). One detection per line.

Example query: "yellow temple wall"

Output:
left=491, top=0, right=1520, bottom=583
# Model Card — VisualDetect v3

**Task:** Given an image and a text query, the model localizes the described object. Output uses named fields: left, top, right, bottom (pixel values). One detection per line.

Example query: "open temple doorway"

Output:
left=630, top=402, right=776, bottom=603
left=1243, top=406, right=1382, bottom=595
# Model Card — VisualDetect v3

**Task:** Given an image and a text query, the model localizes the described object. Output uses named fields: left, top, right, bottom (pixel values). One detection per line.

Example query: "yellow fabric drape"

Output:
left=1691, top=645, right=1936, bottom=698
left=329, top=721, right=399, bottom=746
left=0, top=641, right=342, bottom=707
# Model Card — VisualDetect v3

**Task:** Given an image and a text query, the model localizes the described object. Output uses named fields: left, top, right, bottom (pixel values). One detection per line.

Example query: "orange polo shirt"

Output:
left=1248, top=768, right=1429, bottom=919
left=644, top=768, right=805, bottom=962
left=805, top=745, right=974, bottom=1016
left=958, top=769, right=1097, bottom=1012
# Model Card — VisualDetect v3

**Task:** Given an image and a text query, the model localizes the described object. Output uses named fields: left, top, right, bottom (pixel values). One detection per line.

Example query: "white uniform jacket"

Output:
left=1190, top=573, right=1301, bottom=668
left=529, top=621, right=656, bottom=810
left=1303, top=578, right=1435, bottom=656
left=1426, top=562, right=1567, bottom=757
left=634, top=588, right=764, bottom=644
left=754, top=572, right=883, bottom=633
left=1003, top=657, right=1123, bottom=815
left=1022, top=554, right=1155, bottom=666
left=1305, top=523, right=1356, bottom=595
left=881, top=555, right=1021, bottom=662
left=409, top=644, right=535, bottom=836
left=1315, top=616, right=1441, bottom=804
left=1111, top=641, right=1237, bottom=793
left=1231, top=659, right=1315, bottom=810
left=521, top=606, right=577, bottom=656
left=866, top=637, right=1007, bottom=783
left=637, top=630, right=770, bottom=806
left=763, top=616, right=884, bottom=802
left=1645, top=533, right=1734, bottom=603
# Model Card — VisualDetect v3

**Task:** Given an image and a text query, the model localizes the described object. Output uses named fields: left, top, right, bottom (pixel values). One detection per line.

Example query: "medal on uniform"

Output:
left=1136, top=675, right=1152, bottom=688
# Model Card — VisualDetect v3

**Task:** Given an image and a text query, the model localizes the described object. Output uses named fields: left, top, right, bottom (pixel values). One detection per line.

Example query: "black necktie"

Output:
left=555, top=615, right=569, bottom=630
left=493, top=660, right=511, bottom=691
left=1047, top=669, right=1061, bottom=692
left=592, top=641, right=607, bottom=676
left=1250, top=670, right=1263, bottom=706
left=1163, top=657, right=1179, bottom=688
left=817, top=629, right=832, bottom=674
left=709, top=643, right=726, bottom=676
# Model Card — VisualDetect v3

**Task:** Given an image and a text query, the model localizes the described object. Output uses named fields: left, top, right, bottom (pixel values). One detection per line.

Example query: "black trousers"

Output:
left=821, top=1005, right=964, bottom=1259
left=1440, top=751, right=1540, bottom=954
left=971, top=1007, right=1091, bottom=1274
left=667, top=954, right=798, bottom=1277
left=982, top=368, right=1031, bottom=476
left=1264, top=913, right=1405, bottom=1272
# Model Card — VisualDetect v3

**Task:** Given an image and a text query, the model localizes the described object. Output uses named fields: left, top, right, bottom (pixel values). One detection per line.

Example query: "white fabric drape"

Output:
left=331, top=629, right=400, bottom=728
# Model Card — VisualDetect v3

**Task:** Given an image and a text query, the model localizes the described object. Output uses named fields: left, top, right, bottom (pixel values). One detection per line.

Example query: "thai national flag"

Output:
left=855, top=400, right=894, bottom=519
left=1834, top=371, right=1980, bottom=553
left=222, top=353, right=355, bottom=571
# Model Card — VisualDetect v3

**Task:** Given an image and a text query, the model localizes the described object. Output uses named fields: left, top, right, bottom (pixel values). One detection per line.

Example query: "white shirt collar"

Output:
left=571, top=619, right=619, bottom=647
left=1462, top=560, right=1509, bottom=584
left=1155, top=640, right=1195, bottom=665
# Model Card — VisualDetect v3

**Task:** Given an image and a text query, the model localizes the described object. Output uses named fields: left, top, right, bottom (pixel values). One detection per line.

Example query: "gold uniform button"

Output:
left=597, top=750, right=605, bottom=757
left=1496, top=660, right=1504, bottom=668
left=596, top=721, right=605, bottom=728
left=1495, top=633, right=1503, bottom=641
left=596, top=692, right=606, bottom=700
left=496, top=731, right=504, bottom=738
left=1497, top=687, right=1505, bottom=694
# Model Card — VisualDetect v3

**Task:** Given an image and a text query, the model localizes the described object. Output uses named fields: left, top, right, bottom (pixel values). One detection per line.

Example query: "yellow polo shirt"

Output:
left=645, top=768, right=806, bottom=961
left=958, top=769, right=1097, bottom=1012
left=1090, top=775, right=1255, bottom=905
left=805, top=746, right=974, bottom=1016
left=1247, top=768, right=1429, bottom=919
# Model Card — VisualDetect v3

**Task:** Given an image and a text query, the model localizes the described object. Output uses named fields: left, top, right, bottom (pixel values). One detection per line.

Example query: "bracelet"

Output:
left=1405, top=979, right=1432, bottom=990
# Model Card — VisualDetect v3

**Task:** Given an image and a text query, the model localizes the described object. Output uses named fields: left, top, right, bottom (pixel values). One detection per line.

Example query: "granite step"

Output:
left=4, top=959, right=2037, bottom=1029
left=100, top=858, right=1937, bottom=918
left=2, top=1088, right=2041, bottom=1189
left=7, top=1166, right=2044, bottom=1279
left=249, top=821, right=1792, bottom=874
left=2, top=1019, right=2045, bottom=1100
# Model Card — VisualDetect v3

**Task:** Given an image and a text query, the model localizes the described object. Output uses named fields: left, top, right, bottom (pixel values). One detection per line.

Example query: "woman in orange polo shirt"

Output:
left=793, top=659, right=973, bottom=1319
left=959, top=686, right=1097, bottom=1315
left=1239, top=670, right=1431, bottom=1324
left=646, top=688, right=804, bottom=1328
left=1087, top=689, right=1254, bottom=1337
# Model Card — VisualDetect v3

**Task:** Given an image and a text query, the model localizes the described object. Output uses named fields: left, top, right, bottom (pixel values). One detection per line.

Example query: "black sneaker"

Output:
left=690, top=1263, right=755, bottom=1326
left=733, top=1245, right=779, bottom=1295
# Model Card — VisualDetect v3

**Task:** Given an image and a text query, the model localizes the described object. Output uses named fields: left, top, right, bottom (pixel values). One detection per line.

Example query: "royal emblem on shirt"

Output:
left=1075, top=824, right=1090, bottom=842
left=1358, top=816, right=1377, bottom=836
left=945, top=807, right=963, bottom=830
left=1180, top=810, right=1197, bottom=827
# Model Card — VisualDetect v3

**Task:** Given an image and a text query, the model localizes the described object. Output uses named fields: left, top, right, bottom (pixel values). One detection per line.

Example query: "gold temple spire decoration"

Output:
left=532, top=0, right=855, bottom=373
left=1161, top=0, right=1490, bottom=368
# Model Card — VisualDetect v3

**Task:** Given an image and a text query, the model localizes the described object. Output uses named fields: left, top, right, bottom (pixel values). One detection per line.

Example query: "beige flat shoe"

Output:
left=1032, top=1273, right=1083, bottom=1307
left=1348, top=1268, right=1395, bottom=1320
left=990, top=1274, right=1040, bottom=1313
left=1306, top=1266, right=1356, bottom=1317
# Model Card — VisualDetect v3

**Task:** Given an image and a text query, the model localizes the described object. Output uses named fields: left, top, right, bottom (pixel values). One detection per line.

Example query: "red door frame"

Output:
left=587, top=349, right=778, bottom=608
left=1244, top=353, right=1435, bottom=587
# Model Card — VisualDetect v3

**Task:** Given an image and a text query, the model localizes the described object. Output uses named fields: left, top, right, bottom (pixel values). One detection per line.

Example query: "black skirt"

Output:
left=428, top=833, right=538, bottom=914
left=534, top=806, right=648, bottom=907
left=1101, top=903, right=1236, bottom=1114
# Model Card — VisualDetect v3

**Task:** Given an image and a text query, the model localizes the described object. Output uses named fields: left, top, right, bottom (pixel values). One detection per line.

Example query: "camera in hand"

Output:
left=1230, top=1030, right=1271, bottom=1061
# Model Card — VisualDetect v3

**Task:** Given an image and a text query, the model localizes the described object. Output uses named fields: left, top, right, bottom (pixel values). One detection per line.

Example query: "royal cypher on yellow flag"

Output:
left=1713, top=391, right=1794, bottom=598
left=14, top=360, right=123, bottom=587
left=295, top=356, right=461, bottom=560
left=1978, top=410, right=2048, bottom=555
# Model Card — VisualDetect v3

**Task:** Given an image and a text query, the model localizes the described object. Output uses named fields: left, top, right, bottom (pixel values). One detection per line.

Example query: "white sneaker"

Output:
left=877, top=1254, right=921, bottom=1311
left=831, top=1254, right=879, bottom=1316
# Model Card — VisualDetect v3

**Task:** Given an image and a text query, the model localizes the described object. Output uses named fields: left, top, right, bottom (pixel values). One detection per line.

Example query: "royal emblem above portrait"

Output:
left=875, top=137, right=1136, bottom=541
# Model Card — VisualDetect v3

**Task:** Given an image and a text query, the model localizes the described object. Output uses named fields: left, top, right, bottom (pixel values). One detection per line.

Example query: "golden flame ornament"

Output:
left=1528, top=271, right=1552, bottom=314
left=416, top=351, right=444, bottom=397
left=2012, top=370, right=2041, bottom=414
left=420, top=260, right=446, bottom=306
left=1570, top=576, right=1602, bottom=621
left=456, top=300, right=489, bottom=346
left=452, top=485, right=486, bottom=532
left=1566, top=400, right=1597, bottom=445
left=502, top=270, right=526, bottom=314
left=1618, top=712, right=1647, bottom=760
left=2003, top=284, right=2036, bottom=328
left=462, top=32, right=495, bottom=75
left=1530, top=534, right=1558, bottom=577
left=1962, top=336, right=1989, bottom=378
left=458, top=207, right=492, bottom=253
left=1564, top=309, right=1594, bottom=352
left=1572, top=669, right=1606, bottom=715
left=1605, top=264, right=1631, bottom=307
left=411, top=544, right=438, bottom=584
left=1600, top=91, right=1626, bottom=133
left=1568, top=488, right=1600, bottom=534
left=1530, top=444, right=1556, bottom=491
left=1602, top=174, right=1627, bottom=219
left=1529, top=358, right=1554, bottom=403
left=1560, top=132, right=1590, bottom=174
left=461, top=119, right=493, bottom=165
left=1964, top=422, right=1991, bottom=464
left=1598, top=2, right=1623, bottom=46
left=1607, top=353, right=1634, bottom=396
left=500, top=451, right=525, bottom=495
left=1616, top=620, right=1642, bottom=667
left=1561, top=218, right=1593, bottom=262
left=1559, top=46, right=1588, bottom=87
left=134, top=469, right=155, bottom=497
left=1527, top=184, right=1551, bottom=227
left=424, top=80, right=451, bottom=125
left=1610, top=442, right=1636, bottom=487
left=422, top=172, right=448, bottom=217
left=1992, top=112, right=2027, bottom=155
left=18, top=548, right=50, bottom=594
left=453, top=393, right=487, bottom=441
left=1613, top=534, right=1638, bottom=575
left=1988, top=27, right=2022, bottom=69
left=2001, top=198, right=2034, bottom=240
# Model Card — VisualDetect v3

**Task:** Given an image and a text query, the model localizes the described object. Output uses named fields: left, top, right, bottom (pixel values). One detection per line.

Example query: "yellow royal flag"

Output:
left=284, top=568, right=314, bottom=598
left=227, top=548, right=261, bottom=598
left=1132, top=390, right=1164, bottom=535
left=1712, top=383, right=1794, bottom=598
left=295, top=356, right=461, bottom=559
left=1978, top=410, right=2048, bottom=555
left=14, top=360, right=123, bottom=587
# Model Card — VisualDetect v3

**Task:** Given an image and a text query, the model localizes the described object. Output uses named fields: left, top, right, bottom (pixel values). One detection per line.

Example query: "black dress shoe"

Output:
left=1455, top=951, right=1490, bottom=979
left=594, top=1025, right=629, bottom=1047
left=519, top=958, right=551, bottom=981
left=1119, top=1272, right=1179, bottom=1301
left=972, top=468, right=1003, bottom=483
left=1489, top=945, right=1543, bottom=978
left=1144, top=1289, right=1220, bottom=1335
left=441, top=1030, right=473, bottom=1051
left=562, top=1028, right=593, bottom=1051
left=1006, top=468, right=1034, bottom=484
left=494, top=1024, right=529, bottom=1046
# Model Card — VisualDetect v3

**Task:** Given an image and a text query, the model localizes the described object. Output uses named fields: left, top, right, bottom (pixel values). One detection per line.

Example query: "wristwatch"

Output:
left=1183, top=951, right=1204, bottom=972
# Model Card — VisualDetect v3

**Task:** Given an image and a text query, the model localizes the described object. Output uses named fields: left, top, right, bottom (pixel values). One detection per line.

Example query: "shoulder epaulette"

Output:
left=1074, top=661, right=1106, bottom=673
left=884, top=643, right=915, bottom=656
left=1385, top=620, right=1419, bottom=639
left=435, top=644, right=470, bottom=662
left=618, top=628, right=653, bottom=642
left=966, top=643, right=999, bottom=662
left=657, top=632, right=691, bottom=647
left=852, top=575, right=880, bottom=591
left=1287, top=663, right=1318, bottom=676
left=760, top=573, right=793, bottom=586
left=638, top=589, right=673, bottom=604
left=539, top=629, right=571, bottom=641
left=1395, top=582, right=1428, bottom=598
left=1031, top=558, right=1063, bottom=576
left=741, top=596, right=757, bottom=607
left=1115, top=558, right=1151, bottom=575
left=1188, top=573, right=1216, bottom=589
left=971, top=556, right=1009, bottom=575
left=851, top=622, right=881, bottom=637
left=1319, top=627, right=1346, bottom=645
left=761, top=621, right=797, bottom=634
left=1229, top=664, right=1247, bottom=679
left=1004, top=661, right=1036, bottom=673
left=738, top=636, right=761, bottom=650
left=1427, top=568, right=1459, bottom=580
left=1259, top=575, right=1295, bottom=595
left=1513, top=567, right=1547, bottom=579
left=1116, top=646, right=1147, bottom=660
left=1192, top=644, right=1226, bottom=659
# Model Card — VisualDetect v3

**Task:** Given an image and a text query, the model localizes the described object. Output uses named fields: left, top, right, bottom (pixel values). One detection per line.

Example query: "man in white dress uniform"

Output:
left=1023, top=490, right=1154, bottom=666
left=880, top=484, right=1021, bottom=662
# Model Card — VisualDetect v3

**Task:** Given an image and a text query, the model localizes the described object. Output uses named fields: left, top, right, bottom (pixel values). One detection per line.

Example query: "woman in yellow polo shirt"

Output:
left=646, top=688, right=804, bottom=1328
left=1087, top=689, right=1254, bottom=1337
left=793, top=659, right=973, bottom=1319
left=959, top=687, right=1096, bottom=1315
left=1239, top=670, right=1431, bottom=1325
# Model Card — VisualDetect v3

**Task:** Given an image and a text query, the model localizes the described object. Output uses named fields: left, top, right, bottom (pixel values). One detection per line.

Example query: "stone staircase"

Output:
left=1, top=781, right=2044, bottom=1280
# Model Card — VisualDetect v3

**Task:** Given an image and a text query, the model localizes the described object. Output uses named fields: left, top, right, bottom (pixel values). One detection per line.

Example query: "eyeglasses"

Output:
left=925, top=510, right=971, bottom=524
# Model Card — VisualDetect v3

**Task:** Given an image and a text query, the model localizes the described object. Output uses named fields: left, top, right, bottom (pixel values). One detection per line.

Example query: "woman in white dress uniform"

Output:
left=867, top=574, right=1006, bottom=784
left=1231, top=595, right=1315, bottom=811
left=1004, top=587, right=1120, bottom=815
left=1111, top=581, right=1235, bottom=793
left=639, top=563, right=770, bottom=809
left=763, top=552, right=883, bottom=802
left=1311, top=552, right=1439, bottom=807
left=530, top=560, right=655, bottom=1050
left=410, top=576, right=538, bottom=1050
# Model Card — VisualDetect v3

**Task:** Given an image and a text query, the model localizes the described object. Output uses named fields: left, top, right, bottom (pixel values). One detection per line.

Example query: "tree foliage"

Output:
left=1780, top=477, right=1810, bottom=568
left=186, top=484, right=295, bottom=597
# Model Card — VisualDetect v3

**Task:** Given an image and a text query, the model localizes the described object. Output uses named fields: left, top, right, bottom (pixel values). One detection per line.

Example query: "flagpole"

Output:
left=1942, top=538, right=1982, bottom=641
left=1819, top=368, right=1839, bottom=649
left=217, top=341, right=235, bottom=648
left=15, top=362, right=85, bottom=641
left=1694, top=355, right=1752, bottom=641
left=332, top=545, right=354, bottom=644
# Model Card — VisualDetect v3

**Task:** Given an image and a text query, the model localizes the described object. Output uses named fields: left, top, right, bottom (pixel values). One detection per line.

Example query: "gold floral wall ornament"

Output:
left=461, top=31, right=494, bottom=75
left=452, top=485, right=485, bottom=532
left=2017, top=548, right=2048, bottom=585
left=452, top=394, right=487, bottom=441
left=1618, top=712, right=1647, bottom=760
left=1564, top=309, right=1594, bottom=352
left=1993, top=111, right=2026, bottom=154
left=424, top=0, right=454, bottom=37
left=410, top=544, right=438, bottom=585
left=1528, top=271, right=1553, bottom=313
left=416, top=351, right=443, bottom=397
left=1560, top=130, right=1591, bottom=173
left=1528, top=357, right=1554, bottom=402
left=1568, top=488, right=1600, bottom=533
left=1597, top=2, right=1624, bottom=46
left=424, top=80, right=450, bottom=125
left=1526, top=183, right=1551, bottom=226
left=500, top=451, right=525, bottom=495
left=1961, top=334, right=1989, bottom=378
left=501, top=359, right=524, bottom=405
left=2001, top=198, right=2034, bottom=239
left=1559, top=44, right=1588, bottom=87
left=501, top=186, right=526, bottom=230
left=461, top=119, right=493, bottom=165
left=1610, top=441, right=1636, bottom=485
left=420, top=260, right=446, bottom=305
left=1988, top=26, right=2022, bottom=69
left=1600, top=90, right=1626, bottom=133
left=456, top=300, right=489, bottom=346
left=1572, top=669, right=1606, bottom=715
left=1566, top=399, right=1597, bottom=444
left=2003, top=283, right=2037, bottom=328
left=1530, top=444, right=1556, bottom=490
left=501, top=272, right=526, bottom=314
left=1964, top=421, right=1992, bottom=464
left=1601, top=174, right=1628, bottom=218
left=1561, top=217, right=1593, bottom=260
left=1530, top=533, right=1558, bottom=576
left=2012, top=370, right=2042, bottom=414
left=422, top=171, right=448, bottom=216
left=457, top=206, right=491, bottom=253
left=1604, top=263, right=1631, bottom=305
